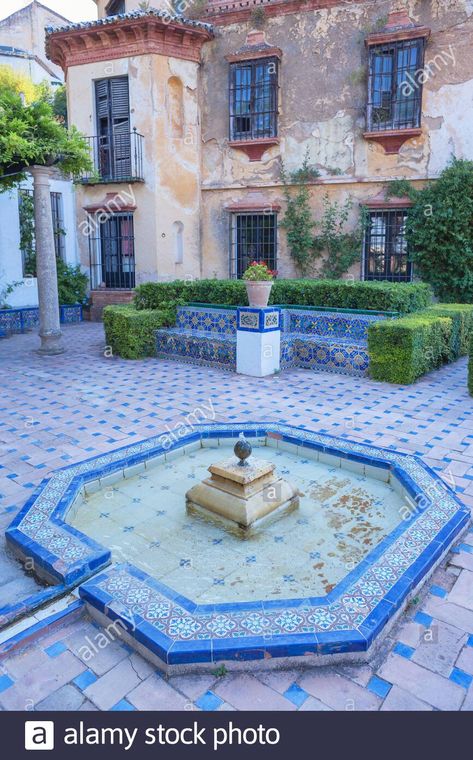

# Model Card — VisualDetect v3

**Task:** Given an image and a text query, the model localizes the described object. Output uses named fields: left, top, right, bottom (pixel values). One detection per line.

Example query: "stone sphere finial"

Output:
left=234, top=432, right=252, bottom=467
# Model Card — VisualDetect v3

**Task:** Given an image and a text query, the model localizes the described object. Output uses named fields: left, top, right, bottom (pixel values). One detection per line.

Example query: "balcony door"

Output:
left=95, top=76, right=131, bottom=181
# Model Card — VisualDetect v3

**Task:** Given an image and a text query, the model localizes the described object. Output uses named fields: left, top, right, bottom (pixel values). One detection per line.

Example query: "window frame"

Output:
left=229, top=212, right=277, bottom=280
left=363, top=207, right=413, bottom=283
left=94, top=75, right=131, bottom=181
left=87, top=211, right=136, bottom=290
left=367, top=37, right=426, bottom=133
left=18, top=189, right=66, bottom=276
left=229, top=57, right=279, bottom=142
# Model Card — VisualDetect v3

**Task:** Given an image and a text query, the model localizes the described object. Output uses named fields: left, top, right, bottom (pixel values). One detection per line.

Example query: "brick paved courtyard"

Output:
left=1, top=322, right=473, bottom=711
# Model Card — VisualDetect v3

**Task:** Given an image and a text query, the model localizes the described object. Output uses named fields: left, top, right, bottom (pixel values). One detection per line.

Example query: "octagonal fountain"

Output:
left=6, top=423, right=469, bottom=672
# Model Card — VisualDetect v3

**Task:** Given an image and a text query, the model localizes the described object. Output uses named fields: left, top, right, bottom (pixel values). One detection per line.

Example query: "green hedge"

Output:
left=368, top=303, right=473, bottom=384
left=469, top=332, right=473, bottom=396
left=103, top=304, right=177, bottom=360
left=418, top=303, right=473, bottom=359
left=134, top=279, right=432, bottom=315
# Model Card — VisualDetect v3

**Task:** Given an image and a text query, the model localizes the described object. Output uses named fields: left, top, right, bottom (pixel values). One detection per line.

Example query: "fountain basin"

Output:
left=6, top=423, right=469, bottom=670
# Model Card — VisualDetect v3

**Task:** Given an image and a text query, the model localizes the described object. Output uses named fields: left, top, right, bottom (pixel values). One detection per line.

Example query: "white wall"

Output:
left=0, top=53, right=62, bottom=86
left=0, top=175, right=79, bottom=309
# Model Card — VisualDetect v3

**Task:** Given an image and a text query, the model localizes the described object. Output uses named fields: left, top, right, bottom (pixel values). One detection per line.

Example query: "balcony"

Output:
left=81, top=128, right=144, bottom=184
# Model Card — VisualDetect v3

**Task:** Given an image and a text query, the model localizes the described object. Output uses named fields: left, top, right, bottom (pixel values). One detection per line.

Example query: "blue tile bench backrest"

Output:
left=282, top=309, right=388, bottom=342
left=0, top=304, right=82, bottom=337
left=177, top=305, right=388, bottom=343
left=176, top=306, right=237, bottom=335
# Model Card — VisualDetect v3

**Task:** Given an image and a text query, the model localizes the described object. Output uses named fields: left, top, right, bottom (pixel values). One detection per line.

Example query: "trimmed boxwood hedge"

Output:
left=134, top=279, right=432, bottom=315
left=103, top=304, right=178, bottom=360
left=368, top=303, right=473, bottom=384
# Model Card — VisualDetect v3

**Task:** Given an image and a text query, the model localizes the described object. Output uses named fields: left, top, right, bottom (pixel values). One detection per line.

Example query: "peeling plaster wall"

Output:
left=67, top=53, right=203, bottom=284
left=66, top=0, right=473, bottom=284
left=200, top=0, right=473, bottom=278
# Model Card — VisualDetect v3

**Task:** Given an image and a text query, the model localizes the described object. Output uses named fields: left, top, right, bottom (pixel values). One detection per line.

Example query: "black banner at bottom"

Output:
left=0, top=710, right=467, bottom=759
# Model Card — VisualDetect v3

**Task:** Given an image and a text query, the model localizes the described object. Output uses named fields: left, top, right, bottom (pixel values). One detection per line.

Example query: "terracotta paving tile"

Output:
left=378, top=654, right=464, bottom=711
left=298, top=671, right=381, bottom=711
left=448, top=570, right=473, bottom=611
left=0, top=650, right=85, bottom=710
left=410, top=621, right=467, bottom=677
left=380, top=685, right=433, bottom=711
left=83, top=659, right=141, bottom=711
left=127, top=673, right=190, bottom=711
left=214, top=674, right=297, bottom=711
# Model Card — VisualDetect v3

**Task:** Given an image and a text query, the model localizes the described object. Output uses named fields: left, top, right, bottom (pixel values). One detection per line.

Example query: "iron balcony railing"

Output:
left=81, top=128, right=144, bottom=183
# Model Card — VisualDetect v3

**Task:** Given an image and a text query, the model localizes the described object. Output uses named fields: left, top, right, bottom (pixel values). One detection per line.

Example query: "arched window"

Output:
left=173, top=221, right=184, bottom=264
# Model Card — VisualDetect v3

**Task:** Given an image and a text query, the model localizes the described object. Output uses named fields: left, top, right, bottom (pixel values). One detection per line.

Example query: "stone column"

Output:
left=30, top=165, right=64, bottom=355
left=236, top=307, right=281, bottom=377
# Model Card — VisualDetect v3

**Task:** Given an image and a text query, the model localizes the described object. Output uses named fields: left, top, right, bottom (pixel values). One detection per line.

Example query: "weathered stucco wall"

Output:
left=64, top=0, right=473, bottom=284
left=200, top=0, right=473, bottom=278
left=67, top=52, right=203, bottom=283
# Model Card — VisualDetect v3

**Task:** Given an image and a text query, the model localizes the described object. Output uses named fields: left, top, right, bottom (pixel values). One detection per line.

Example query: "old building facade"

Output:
left=45, top=0, right=473, bottom=309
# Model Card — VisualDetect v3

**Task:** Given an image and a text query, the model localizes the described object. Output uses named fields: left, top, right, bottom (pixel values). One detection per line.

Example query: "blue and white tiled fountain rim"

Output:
left=5, top=423, right=470, bottom=664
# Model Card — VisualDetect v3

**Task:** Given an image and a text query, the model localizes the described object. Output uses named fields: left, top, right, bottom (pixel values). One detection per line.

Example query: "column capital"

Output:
left=29, top=165, right=55, bottom=183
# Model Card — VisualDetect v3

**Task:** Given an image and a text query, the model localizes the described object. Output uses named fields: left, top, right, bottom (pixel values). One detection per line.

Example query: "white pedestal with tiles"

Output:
left=236, top=307, right=281, bottom=378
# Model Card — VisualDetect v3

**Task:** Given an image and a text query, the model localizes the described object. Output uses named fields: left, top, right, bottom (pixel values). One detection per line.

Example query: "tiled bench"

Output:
left=155, top=306, right=237, bottom=371
left=279, top=309, right=388, bottom=376
left=0, top=304, right=82, bottom=338
left=155, top=304, right=393, bottom=376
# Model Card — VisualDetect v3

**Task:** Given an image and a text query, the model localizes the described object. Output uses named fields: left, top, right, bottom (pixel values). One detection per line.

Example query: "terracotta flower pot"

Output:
left=245, top=280, right=273, bottom=308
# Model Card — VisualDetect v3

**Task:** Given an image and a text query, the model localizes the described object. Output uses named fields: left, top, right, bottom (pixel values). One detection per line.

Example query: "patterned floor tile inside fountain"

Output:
left=68, top=444, right=404, bottom=603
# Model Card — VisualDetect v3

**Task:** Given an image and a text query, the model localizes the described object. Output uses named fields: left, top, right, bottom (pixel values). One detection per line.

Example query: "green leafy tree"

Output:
left=51, top=85, right=68, bottom=126
left=404, top=158, right=473, bottom=303
left=0, top=69, right=91, bottom=191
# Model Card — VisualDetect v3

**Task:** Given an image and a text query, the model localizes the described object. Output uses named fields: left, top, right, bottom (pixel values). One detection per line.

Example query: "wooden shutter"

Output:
left=95, top=77, right=131, bottom=178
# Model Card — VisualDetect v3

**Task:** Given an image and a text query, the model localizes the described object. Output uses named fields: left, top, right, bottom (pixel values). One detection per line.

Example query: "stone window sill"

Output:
left=228, top=138, right=280, bottom=161
left=363, top=128, right=422, bottom=155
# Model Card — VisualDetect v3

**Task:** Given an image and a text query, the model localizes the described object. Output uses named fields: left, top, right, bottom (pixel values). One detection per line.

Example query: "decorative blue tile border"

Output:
left=0, top=304, right=82, bottom=337
left=5, top=422, right=469, bottom=664
left=237, top=307, right=281, bottom=333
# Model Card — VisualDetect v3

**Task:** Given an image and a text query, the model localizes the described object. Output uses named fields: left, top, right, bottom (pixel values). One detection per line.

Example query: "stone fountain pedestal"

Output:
left=186, top=445, right=300, bottom=530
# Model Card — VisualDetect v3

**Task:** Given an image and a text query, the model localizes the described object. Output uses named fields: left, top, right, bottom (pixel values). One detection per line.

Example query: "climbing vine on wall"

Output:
left=280, top=151, right=319, bottom=276
left=280, top=154, right=365, bottom=279
left=312, top=193, right=366, bottom=280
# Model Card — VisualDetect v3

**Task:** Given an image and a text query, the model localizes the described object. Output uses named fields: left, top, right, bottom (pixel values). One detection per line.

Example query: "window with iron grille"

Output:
left=367, top=38, right=425, bottom=131
left=50, top=192, right=65, bottom=261
left=88, top=212, right=135, bottom=290
left=230, top=213, right=277, bottom=279
left=18, top=189, right=65, bottom=276
left=364, top=209, right=412, bottom=282
left=229, top=58, right=278, bottom=141
left=18, top=189, right=35, bottom=276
